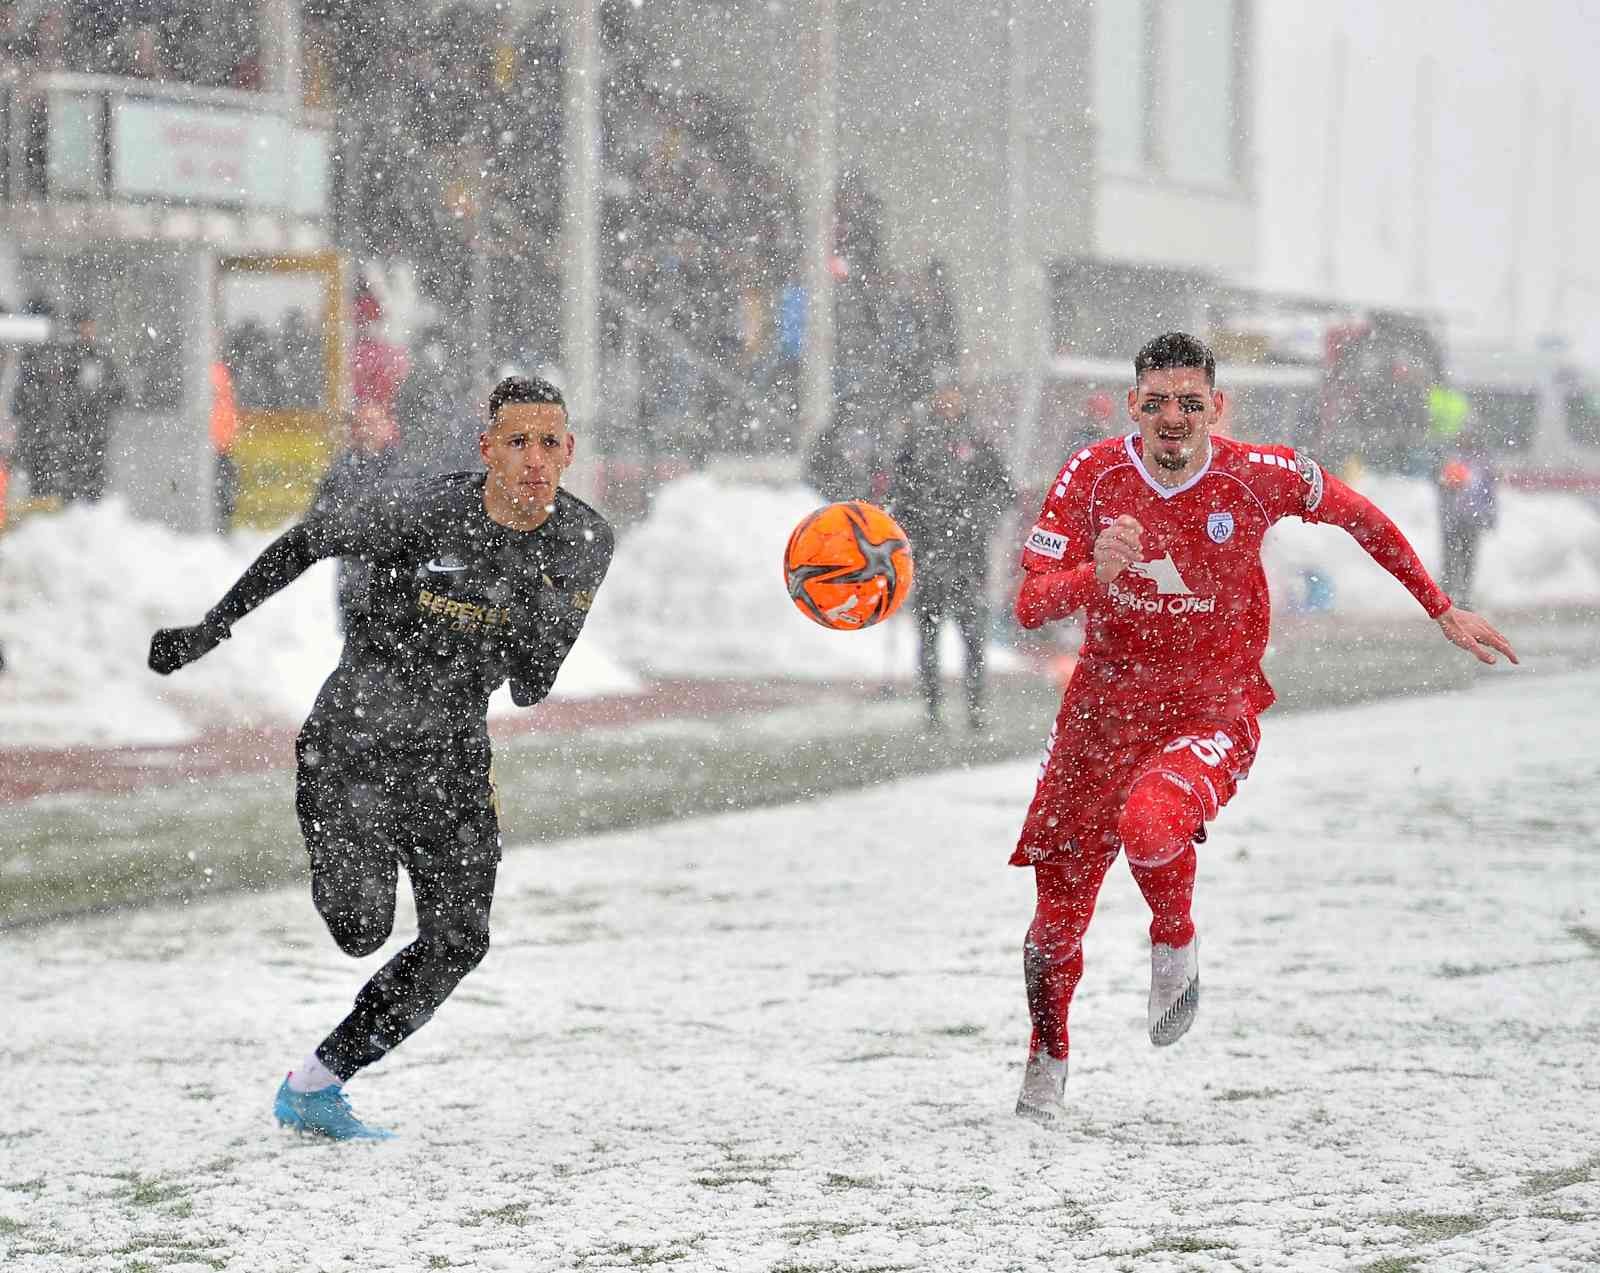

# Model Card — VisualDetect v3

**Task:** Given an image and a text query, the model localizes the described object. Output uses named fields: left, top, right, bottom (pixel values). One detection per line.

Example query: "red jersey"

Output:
left=1016, top=432, right=1450, bottom=721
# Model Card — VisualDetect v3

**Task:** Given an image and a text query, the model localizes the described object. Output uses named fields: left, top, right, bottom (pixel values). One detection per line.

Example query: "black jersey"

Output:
left=209, top=472, right=613, bottom=748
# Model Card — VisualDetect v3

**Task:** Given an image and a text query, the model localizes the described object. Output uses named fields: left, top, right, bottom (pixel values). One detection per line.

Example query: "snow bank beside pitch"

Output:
left=590, top=472, right=1600, bottom=679
left=586, top=474, right=1021, bottom=682
left=0, top=500, right=637, bottom=747
left=0, top=472, right=1595, bottom=746
left=1263, top=472, right=1600, bottom=613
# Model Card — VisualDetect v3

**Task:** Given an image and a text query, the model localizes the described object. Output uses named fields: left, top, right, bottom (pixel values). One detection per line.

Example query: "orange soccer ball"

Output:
left=783, top=500, right=914, bottom=630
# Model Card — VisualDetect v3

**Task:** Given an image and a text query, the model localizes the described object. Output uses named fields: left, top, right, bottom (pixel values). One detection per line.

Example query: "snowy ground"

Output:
left=3, top=668, right=1596, bottom=1272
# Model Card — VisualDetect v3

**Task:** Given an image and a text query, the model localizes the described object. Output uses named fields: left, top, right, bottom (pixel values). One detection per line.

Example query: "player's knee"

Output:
left=1119, top=774, right=1200, bottom=869
left=314, top=890, right=394, bottom=957
left=328, top=918, right=392, bottom=959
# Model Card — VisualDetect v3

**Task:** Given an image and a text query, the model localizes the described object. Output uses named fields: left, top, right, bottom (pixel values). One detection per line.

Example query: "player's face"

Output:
left=1128, top=367, right=1222, bottom=480
left=480, top=401, right=575, bottom=524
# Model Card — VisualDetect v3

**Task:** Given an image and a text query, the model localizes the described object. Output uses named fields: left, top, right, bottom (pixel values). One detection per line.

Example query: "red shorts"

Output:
left=1010, top=705, right=1261, bottom=867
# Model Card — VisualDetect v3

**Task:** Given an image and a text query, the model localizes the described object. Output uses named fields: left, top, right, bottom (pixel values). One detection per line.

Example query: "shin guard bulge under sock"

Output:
left=1024, top=845, right=1118, bottom=1058
left=1120, top=774, right=1201, bottom=948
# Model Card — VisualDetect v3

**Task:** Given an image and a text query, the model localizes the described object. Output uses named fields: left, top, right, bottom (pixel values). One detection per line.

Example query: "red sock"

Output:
left=1129, top=844, right=1197, bottom=947
left=1024, top=841, right=1117, bottom=1059
left=1120, top=774, right=1201, bottom=948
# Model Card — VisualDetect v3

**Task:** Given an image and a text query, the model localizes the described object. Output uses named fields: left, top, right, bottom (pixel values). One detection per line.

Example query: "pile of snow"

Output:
left=587, top=474, right=1019, bottom=682
left=0, top=500, right=636, bottom=748
left=1263, top=472, right=1600, bottom=613
left=1, top=472, right=1595, bottom=747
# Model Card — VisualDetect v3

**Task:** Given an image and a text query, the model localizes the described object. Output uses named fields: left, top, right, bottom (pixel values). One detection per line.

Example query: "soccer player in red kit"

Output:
left=1011, top=332, right=1517, bottom=1124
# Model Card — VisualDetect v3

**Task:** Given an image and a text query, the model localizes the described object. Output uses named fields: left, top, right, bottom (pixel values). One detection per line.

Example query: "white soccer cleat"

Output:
left=1014, top=1051, right=1068, bottom=1125
left=1148, top=936, right=1199, bottom=1047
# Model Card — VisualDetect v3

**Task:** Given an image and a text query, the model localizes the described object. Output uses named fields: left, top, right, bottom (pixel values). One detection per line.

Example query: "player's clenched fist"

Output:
left=1093, top=515, right=1144, bottom=585
left=148, top=617, right=231, bottom=675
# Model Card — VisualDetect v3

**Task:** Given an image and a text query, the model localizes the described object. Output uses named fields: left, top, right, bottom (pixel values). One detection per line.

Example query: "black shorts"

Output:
left=294, top=722, right=502, bottom=883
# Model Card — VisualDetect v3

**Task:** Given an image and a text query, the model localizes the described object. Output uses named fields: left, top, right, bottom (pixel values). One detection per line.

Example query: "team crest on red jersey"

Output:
left=1206, top=511, right=1234, bottom=543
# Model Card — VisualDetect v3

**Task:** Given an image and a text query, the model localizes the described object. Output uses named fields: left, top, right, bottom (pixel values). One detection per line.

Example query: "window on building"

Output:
left=1161, top=0, right=1236, bottom=186
left=1092, top=0, right=1147, bottom=174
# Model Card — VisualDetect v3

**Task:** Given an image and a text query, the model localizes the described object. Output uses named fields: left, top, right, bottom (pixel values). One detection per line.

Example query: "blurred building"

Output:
left=0, top=0, right=1270, bottom=528
left=653, top=0, right=1257, bottom=372
left=0, top=0, right=335, bottom=532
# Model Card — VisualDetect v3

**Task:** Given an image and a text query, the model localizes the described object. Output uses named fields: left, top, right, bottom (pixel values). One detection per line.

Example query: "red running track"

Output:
left=0, top=680, right=817, bottom=805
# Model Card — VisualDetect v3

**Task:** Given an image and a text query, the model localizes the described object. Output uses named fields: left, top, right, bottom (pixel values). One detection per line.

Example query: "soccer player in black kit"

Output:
left=149, top=376, right=613, bottom=1140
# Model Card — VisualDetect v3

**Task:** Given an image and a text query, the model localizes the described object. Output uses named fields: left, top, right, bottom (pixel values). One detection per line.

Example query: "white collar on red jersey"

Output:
left=1123, top=432, right=1214, bottom=499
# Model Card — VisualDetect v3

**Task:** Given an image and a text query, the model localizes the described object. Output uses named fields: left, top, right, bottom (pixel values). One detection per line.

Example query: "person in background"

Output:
left=58, top=310, right=126, bottom=504
left=394, top=325, right=476, bottom=479
left=1435, top=426, right=1498, bottom=610
left=351, top=286, right=410, bottom=422
left=211, top=360, right=240, bottom=533
left=887, top=367, right=1017, bottom=732
left=309, top=404, right=401, bottom=632
left=12, top=296, right=67, bottom=502
left=805, top=416, right=887, bottom=505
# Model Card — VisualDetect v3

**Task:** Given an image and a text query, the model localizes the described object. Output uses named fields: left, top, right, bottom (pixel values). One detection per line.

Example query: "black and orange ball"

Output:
left=783, top=501, right=914, bottom=630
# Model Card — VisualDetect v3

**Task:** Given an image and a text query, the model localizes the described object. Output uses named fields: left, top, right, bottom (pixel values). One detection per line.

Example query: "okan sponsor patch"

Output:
left=1026, top=525, right=1068, bottom=559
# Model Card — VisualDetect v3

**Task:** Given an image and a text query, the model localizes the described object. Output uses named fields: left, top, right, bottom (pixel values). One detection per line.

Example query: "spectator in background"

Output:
left=805, top=416, right=887, bottom=505
left=224, top=319, right=285, bottom=411
left=20, top=10, right=72, bottom=197
left=884, top=269, right=936, bottom=406
left=641, top=308, right=711, bottom=465
left=1077, top=392, right=1118, bottom=448
left=888, top=368, right=1018, bottom=733
left=309, top=404, right=402, bottom=632
left=12, top=297, right=67, bottom=500
left=1435, top=426, right=1498, bottom=610
left=117, top=22, right=166, bottom=79
left=923, top=258, right=961, bottom=370
left=351, top=288, right=410, bottom=422
left=211, top=360, right=240, bottom=533
left=394, top=326, right=476, bottom=478
left=280, top=308, right=325, bottom=410
left=0, top=1, right=26, bottom=68
left=59, top=310, right=126, bottom=504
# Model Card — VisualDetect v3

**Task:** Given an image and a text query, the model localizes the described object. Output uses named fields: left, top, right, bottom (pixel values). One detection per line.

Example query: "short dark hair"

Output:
left=488, top=374, right=566, bottom=421
left=1134, top=332, right=1216, bottom=386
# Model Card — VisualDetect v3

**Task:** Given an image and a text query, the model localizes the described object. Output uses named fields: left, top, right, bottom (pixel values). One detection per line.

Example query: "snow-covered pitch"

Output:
left=2, top=669, right=1596, bottom=1271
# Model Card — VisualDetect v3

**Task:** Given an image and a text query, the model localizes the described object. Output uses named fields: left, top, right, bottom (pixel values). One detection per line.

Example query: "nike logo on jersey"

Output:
left=1127, top=553, right=1192, bottom=595
left=425, top=557, right=470, bottom=573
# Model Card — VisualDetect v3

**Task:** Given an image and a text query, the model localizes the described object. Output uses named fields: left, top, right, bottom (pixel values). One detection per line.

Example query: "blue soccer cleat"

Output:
left=274, top=1075, right=395, bottom=1141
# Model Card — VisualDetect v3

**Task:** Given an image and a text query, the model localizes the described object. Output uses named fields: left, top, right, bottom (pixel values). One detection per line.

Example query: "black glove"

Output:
left=509, top=677, right=544, bottom=708
left=149, top=617, right=231, bottom=675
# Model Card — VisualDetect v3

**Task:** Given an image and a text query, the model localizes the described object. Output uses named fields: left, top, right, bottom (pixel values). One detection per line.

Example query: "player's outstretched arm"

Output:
left=1015, top=564, right=1095, bottom=629
left=1306, top=472, right=1518, bottom=666
left=1437, top=606, right=1519, bottom=666
left=148, top=616, right=232, bottom=675
left=148, top=524, right=326, bottom=675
